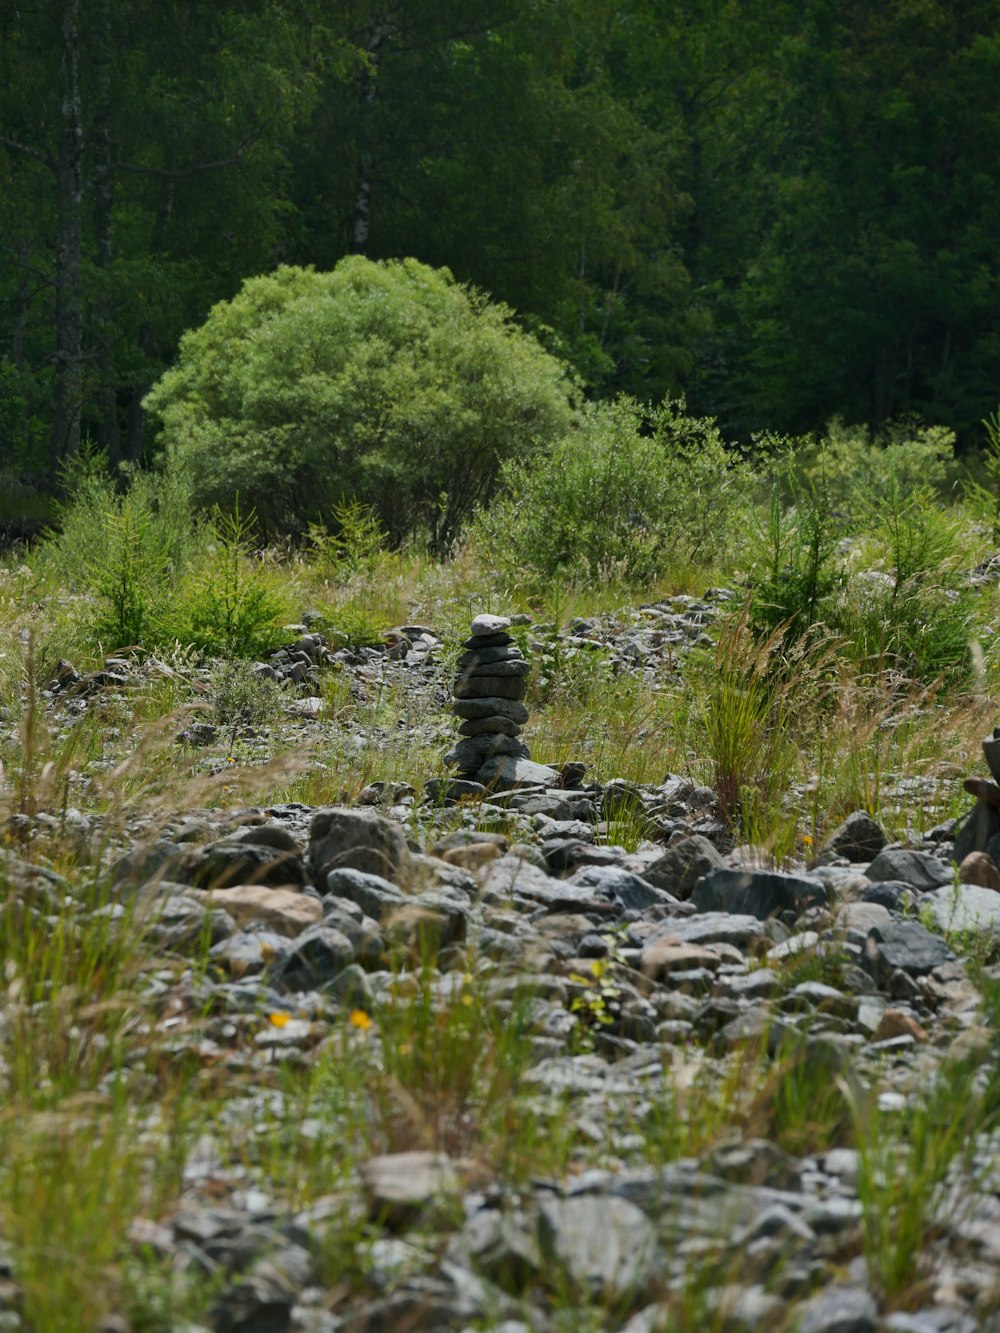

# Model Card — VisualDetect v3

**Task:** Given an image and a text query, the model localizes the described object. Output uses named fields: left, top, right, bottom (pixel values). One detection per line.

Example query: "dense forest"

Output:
left=2, top=0, right=1000, bottom=480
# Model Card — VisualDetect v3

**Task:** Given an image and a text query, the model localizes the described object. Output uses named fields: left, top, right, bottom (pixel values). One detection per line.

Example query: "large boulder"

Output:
left=691, top=867, right=828, bottom=920
left=309, top=807, right=410, bottom=882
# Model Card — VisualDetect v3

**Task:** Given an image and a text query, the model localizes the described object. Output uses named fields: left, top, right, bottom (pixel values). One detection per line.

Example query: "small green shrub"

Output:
left=209, top=659, right=286, bottom=751
left=832, top=482, right=976, bottom=685
left=694, top=614, right=803, bottom=847
left=792, top=417, right=956, bottom=524
left=308, top=501, right=389, bottom=582
left=477, top=395, right=753, bottom=588
left=962, top=406, right=1000, bottom=540
left=174, top=504, right=292, bottom=658
left=38, top=458, right=195, bottom=650
left=748, top=474, right=844, bottom=639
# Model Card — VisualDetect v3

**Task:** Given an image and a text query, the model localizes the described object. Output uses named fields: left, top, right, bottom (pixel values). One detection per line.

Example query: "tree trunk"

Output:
left=51, top=0, right=84, bottom=467
left=93, top=0, right=121, bottom=463
left=349, top=22, right=390, bottom=254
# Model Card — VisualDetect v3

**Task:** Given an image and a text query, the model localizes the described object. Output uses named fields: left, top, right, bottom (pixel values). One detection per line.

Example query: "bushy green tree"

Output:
left=144, top=258, right=577, bottom=549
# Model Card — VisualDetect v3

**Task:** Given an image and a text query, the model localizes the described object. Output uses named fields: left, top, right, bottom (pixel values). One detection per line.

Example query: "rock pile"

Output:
left=444, top=614, right=535, bottom=785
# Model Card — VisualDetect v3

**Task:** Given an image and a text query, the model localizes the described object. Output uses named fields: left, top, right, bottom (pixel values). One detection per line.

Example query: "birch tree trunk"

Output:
left=52, top=0, right=84, bottom=466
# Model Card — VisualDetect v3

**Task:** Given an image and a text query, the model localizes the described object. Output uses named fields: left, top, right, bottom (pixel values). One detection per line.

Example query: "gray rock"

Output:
left=271, top=925, right=355, bottom=992
left=423, top=778, right=489, bottom=804
left=183, top=839, right=308, bottom=891
left=953, top=799, right=1000, bottom=861
left=921, top=882, right=1000, bottom=935
left=864, top=848, right=952, bottom=889
left=884, top=1312, right=979, bottom=1332
left=861, top=880, right=917, bottom=912
left=459, top=658, right=531, bottom=679
left=691, top=867, right=827, bottom=919
left=228, top=822, right=301, bottom=854
left=444, top=735, right=530, bottom=770
left=457, top=715, right=523, bottom=738
left=358, top=1152, right=462, bottom=1229
left=565, top=865, right=678, bottom=911
left=818, top=810, right=888, bottom=863
left=326, top=963, right=373, bottom=1008
left=538, top=1196, right=657, bottom=1298
left=461, top=1208, right=543, bottom=1291
left=655, top=911, right=766, bottom=949
left=641, top=835, right=725, bottom=899
left=453, top=674, right=527, bottom=701
left=476, top=756, right=562, bottom=791
left=703, top=1284, right=786, bottom=1330
left=323, top=869, right=406, bottom=921
left=795, top=1285, right=877, bottom=1333
left=209, top=930, right=291, bottom=974
left=863, top=921, right=955, bottom=982
left=321, top=909, right=384, bottom=969
left=452, top=697, right=529, bottom=724
left=147, top=893, right=235, bottom=949
left=309, top=807, right=409, bottom=882
left=385, top=890, right=469, bottom=952
left=457, top=644, right=523, bottom=667
left=469, top=614, right=512, bottom=637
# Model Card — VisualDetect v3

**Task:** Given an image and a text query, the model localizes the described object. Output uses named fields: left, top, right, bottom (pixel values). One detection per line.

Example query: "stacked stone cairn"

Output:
left=444, top=614, right=532, bottom=782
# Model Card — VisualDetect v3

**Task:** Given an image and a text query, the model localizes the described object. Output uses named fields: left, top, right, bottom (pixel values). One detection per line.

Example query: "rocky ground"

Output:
left=4, top=608, right=1000, bottom=1331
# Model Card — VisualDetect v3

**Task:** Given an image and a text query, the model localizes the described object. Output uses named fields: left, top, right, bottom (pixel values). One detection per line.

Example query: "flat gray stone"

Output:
left=445, top=735, right=530, bottom=770
left=477, top=756, right=561, bottom=791
left=457, top=715, right=523, bottom=737
left=566, top=865, right=679, bottom=911
left=865, top=848, right=952, bottom=889
left=452, top=697, right=529, bottom=724
left=538, top=1196, right=657, bottom=1298
left=654, top=912, right=766, bottom=949
left=323, top=868, right=406, bottom=921
left=691, top=867, right=827, bottom=919
left=453, top=674, right=527, bottom=701
left=922, top=883, right=1000, bottom=934
left=863, top=921, right=955, bottom=981
left=457, top=644, right=524, bottom=668
left=459, top=658, right=530, bottom=678
left=469, top=614, right=512, bottom=637
left=795, top=1284, right=877, bottom=1332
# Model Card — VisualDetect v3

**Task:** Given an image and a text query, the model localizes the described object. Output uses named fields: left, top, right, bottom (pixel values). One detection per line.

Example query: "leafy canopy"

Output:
left=144, top=257, right=577, bottom=548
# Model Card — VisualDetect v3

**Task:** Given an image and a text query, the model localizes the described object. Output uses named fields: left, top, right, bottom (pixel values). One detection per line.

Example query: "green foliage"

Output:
left=308, top=501, right=389, bottom=583
left=854, top=1047, right=988, bottom=1302
left=39, top=458, right=195, bottom=650
left=694, top=614, right=804, bottom=847
left=748, top=474, right=843, bottom=639
left=325, top=605, right=385, bottom=649
left=36, top=463, right=292, bottom=659
left=833, top=481, right=976, bottom=685
left=961, top=406, right=1000, bottom=541
left=787, top=420, right=956, bottom=524
left=179, top=504, right=291, bottom=658
left=209, top=659, right=286, bottom=752
left=478, top=396, right=752, bottom=588
left=145, top=258, right=577, bottom=549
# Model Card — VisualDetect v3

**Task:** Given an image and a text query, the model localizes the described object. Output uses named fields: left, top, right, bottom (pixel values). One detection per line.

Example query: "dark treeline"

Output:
left=2, top=0, right=1000, bottom=478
